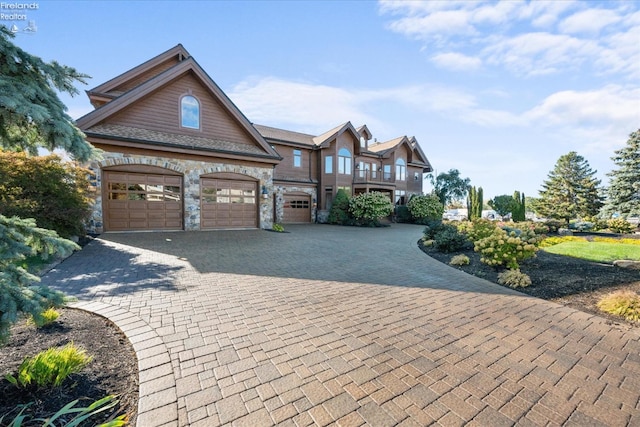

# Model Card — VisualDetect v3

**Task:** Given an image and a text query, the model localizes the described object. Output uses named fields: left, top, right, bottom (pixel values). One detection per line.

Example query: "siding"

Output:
left=112, top=57, right=182, bottom=94
left=273, top=145, right=313, bottom=182
left=107, top=72, right=257, bottom=147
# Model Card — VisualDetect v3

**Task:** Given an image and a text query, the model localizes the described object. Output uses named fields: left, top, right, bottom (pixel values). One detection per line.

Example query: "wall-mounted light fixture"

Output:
left=261, top=185, right=269, bottom=199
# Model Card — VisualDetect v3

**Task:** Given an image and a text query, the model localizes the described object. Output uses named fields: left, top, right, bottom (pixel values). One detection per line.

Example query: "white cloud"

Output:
left=229, top=77, right=379, bottom=133
left=431, top=52, right=481, bottom=71
left=559, top=8, right=622, bottom=34
left=378, top=0, right=640, bottom=79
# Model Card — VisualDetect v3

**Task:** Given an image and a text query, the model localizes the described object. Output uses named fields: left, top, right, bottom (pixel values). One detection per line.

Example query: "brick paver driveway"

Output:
left=42, top=224, right=640, bottom=426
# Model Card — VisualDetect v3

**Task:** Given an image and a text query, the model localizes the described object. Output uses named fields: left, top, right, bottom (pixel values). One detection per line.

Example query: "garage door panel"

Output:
left=104, top=171, right=183, bottom=231
left=200, top=178, right=257, bottom=229
left=283, top=194, right=311, bottom=223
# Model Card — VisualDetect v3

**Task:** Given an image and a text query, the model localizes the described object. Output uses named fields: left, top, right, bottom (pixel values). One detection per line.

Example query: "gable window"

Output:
left=325, top=156, right=333, bottom=174
left=338, top=148, right=352, bottom=175
left=396, top=158, right=406, bottom=181
left=293, top=149, right=302, bottom=168
left=180, top=95, right=200, bottom=129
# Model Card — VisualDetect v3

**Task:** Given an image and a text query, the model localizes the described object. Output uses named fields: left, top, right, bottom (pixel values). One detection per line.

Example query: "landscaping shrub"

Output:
left=407, top=194, right=444, bottom=224
left=6, top=342, right=93, bottom=389
left=466, top=218, right=497, bottom=242
left=434, top=225, right=470, bottom=253
left=497, top=269, right=532, bottom=288
left=394, top=205, right=412, bottom=223
left=327, top=188, right=351, bottom=225
left=272, top=223, right=285, bottom=232
left=449, top=254, right=470, bottom=266
left=0, top=152, right=92, bottom=238
left=597, top=291, right=640, bottom=322
left=593, top=237, right=640, bottom=246
left=539, top=235, right=586, bottom=248
left=474, top=228, right=538, bottom=269
left=348, top=191, right=394, bottom=226
left=28, top=308, right=60, bottom=328
left=423, top=220, right=447, bottom=240
left=544, top=219, right=565, bottom=233
left=607, top=218, right=634, bottom=234
left=1, top=395, right=127, bottom=427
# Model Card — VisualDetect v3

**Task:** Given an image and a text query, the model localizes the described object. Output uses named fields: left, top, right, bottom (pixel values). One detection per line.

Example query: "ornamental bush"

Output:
left=0, top=152, right=92, bottom=238
left=348, top=192, right=394, bottom=226
left=450, top=254, right=470, bottom=266
left=474, top=228, right=538, bottom=269
left=407, top=194, right=444, bottom=224
left=597, top=291, right=640, bottom=321
left=497, top=269, right=532, bottom=288
left=466, top=218, right=497, bottom=242
left=434, top=225, right=470, bottom=253
left=328, top=188, right=351, bottom=225
left=607, top=218, right=634, bottom=234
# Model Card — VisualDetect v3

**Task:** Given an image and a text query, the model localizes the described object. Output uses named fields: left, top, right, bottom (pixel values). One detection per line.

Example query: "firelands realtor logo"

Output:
left=1, top=2, right=39, bottom=34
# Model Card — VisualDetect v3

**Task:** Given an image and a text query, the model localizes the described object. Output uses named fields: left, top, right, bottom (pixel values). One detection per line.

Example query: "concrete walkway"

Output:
left=41, top=224, right=640, bottom=426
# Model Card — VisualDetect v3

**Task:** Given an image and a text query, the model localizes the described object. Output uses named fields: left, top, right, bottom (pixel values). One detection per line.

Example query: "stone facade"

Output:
left=88, top=153, right=274, bottom=233
left=273, top=185, right=317, bottom=224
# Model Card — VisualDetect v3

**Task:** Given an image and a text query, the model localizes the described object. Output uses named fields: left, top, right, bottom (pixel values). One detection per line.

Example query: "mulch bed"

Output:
left=0, top=308, right=138, bottom=426
left=420, top=240, right=640, bottom=329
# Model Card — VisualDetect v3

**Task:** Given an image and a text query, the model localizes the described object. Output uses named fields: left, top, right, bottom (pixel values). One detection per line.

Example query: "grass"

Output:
left=543, top=241, right=640, bottom=263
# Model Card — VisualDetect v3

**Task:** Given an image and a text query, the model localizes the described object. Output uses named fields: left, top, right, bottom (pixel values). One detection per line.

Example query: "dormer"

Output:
left=356, top=125, right=372, bottom=149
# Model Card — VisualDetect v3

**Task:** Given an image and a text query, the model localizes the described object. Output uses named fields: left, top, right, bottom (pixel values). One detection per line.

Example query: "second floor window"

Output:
left=396, top=158, right=406, bottom=181
left=325, top=156, right=333, bottom=174
left=338, top=148, right=352, bottom=175
left=181, top=95, right=200, bottom=129
left=293, top=149, right=302, bottom=167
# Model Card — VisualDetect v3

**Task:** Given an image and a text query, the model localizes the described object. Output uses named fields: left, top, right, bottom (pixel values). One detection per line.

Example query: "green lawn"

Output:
left=543, top=241, right=640, bottom=263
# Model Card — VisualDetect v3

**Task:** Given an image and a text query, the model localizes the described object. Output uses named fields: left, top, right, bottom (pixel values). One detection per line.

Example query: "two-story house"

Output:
left=76, top=45, right=432, bottom=232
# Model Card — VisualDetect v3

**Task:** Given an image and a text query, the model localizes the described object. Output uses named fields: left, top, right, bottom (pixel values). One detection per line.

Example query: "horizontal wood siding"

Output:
left=273, top=145, right=312, bottom=181
left=108, top=72, right=257, bottom=147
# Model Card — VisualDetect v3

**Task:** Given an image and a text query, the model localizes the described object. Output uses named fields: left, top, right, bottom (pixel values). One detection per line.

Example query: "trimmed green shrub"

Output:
left=0, top=152, right=92, bottom=238
left=597, top=291, right=640, bottom=321
left=407, top=194, right=444, bottom=224
left=6, top=342, right=93, bottom=389
left=607, top=218, right=634, bottom=234
left=423, top=220, right=447, bottom=240
left=28, top=308, right=60, bottom=328
left=348, top=191, right=394, bottom=226
left=327, top=189, right=351, bottom=225
left=474, top=228, right=538, bottom=269
left=434, top=225, right=470, bottom=253
left=544, top=219, right=565, bottom=233
left=497, top=269, right=532, bottom=288
left=395, top=205, right=412, bottom=223
left=272, top=223, right=285, bottom=232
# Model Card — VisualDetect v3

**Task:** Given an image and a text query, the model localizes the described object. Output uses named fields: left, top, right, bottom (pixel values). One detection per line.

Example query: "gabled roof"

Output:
left=77, top=55, right=280, bottom=161
left=409, top=136, right=433, bottom=172
left=312, top=122, right=360, bottom=147
left=368, top=136, right=409, bottom=154
left=87, top=44, right=190, bottom=101
left=356, top=125, right=372, bottom=141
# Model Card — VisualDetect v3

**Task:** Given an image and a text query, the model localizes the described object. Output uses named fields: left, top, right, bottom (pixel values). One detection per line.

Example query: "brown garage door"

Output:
left=283, top=194, right=311, bottom=223
left=104, top=171, right=182, bottom=231
left=201, top=178, right=257, bottom=229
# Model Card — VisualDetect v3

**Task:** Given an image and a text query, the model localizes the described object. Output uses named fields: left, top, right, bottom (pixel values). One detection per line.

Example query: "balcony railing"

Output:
left=353, top=170, right=395, bottom=183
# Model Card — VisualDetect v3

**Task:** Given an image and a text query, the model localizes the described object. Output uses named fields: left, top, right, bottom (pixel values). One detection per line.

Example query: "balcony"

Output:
left=353, top=169, right=394, bottom=184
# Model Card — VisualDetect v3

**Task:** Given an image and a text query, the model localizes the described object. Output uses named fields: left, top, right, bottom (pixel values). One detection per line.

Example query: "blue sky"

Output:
left=8, top=0, right=640, bottom=201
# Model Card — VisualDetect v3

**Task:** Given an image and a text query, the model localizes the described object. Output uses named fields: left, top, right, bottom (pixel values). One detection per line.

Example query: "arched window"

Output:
left=338, top=148, right=352, bottom=175
left=396, top=158, right=406, bottom=181
left=181, top=95, right=200, bottom=129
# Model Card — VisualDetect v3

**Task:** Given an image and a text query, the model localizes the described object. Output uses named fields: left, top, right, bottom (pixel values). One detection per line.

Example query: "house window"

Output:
left=360, top=136, right=366, bottom=147
left=338, top=148, right=352, bottom=175
left=293, top=149, right=302, bottom=168
left=181, top=95, right=200, bottom=129
left=325, top=156, right=333, bottom=174
left=383, top=164, right=391, bottom=181
left=396, top=158, right=406, bottom=181
left=395, top=190, right=406, bottom=205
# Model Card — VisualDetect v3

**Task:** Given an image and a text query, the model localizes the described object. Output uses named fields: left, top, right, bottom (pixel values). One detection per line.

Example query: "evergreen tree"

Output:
left=327, top=189, right=351, bottom=224
left=537, top=152, right=604, bottom=224
left=602, top=129, right=640, bottom=218
left=0, top=26, right=93, bottom=160
left=489, top=195, right=515, bottom=218
left=467, top=186, right=483, bottom=220
left=512, top=191, right=526, bottom=222
left=0, top=26, right=92, bottom=343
